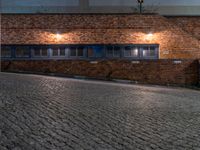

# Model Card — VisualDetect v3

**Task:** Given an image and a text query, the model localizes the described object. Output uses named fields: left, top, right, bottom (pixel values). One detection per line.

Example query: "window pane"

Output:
left=95, top=46, right=103, bottom=57
left=77, top=47, right=84, bottom=57
left=88, top=47, right=94, bottom=57
left=149, top=46, right=156, bottom=56
left=106, top=46, right=113, bottom=57
left=70, top=47, right=76, bottom=56
left=131, top=47, right=139, bottom=57
left=142, top=46, right=149, bottom=57
left=113, top=46, right=120, bottom=57
left=60, top=48, right=65, bottom=56
left=124, top=46, right=131, bottom=57
left=33, top=48, right=40, bottom=56
left=142, top=46, right=156, bottom=57
left=143, top=50, right=148, bottom=57
left=1, top=46, right=12, bottom=57
left=65, top=48, right=70, bottom=57
left=52, top=48, right=59, bottom=56
left=16, top=47, right=29, bottom=57
left=41, top=49, right=48, bottom=56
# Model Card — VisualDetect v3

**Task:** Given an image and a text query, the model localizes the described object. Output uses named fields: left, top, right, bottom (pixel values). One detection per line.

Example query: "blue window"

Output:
left=32, top=47, right=48, bottom=57
left=70, top=46, right=85, bottom=57
left=1, top=44, right=159, bottom=60
left=50, top=46, right=66, bottom=57
left=113, top=46, right=121, bottom=57
left=106, top=46, right=121, bottom=57
left=70, top=47, right=77, bottom=57
left=1, top=46, right=12, bottom=58
left=60, top=48, right=66, bottom=56
left=124, top=46, right=139, bottom=58
left=52, top=48, right=59, bottom=56
left=142, top=46, right=158, bottom=58
left=87, top=46, right=103, bottom=58
left=15, top=46, right=30, bottom=58
left=77, top=47, right=84, bottom=57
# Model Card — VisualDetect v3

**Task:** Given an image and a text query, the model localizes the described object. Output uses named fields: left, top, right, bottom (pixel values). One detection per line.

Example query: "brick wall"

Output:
left=1, top=59, right=199, bottom=85
left=167, top=16, right=200, bottom=40
left=1, top=14, right=200, bottom=59
left=199, top=60, right=200, bottom=84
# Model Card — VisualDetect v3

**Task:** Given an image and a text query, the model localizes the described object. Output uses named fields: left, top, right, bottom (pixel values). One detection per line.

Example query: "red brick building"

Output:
left=1, top=14, right=200, bottom=59
left=1, top=13, right=200, bottom=85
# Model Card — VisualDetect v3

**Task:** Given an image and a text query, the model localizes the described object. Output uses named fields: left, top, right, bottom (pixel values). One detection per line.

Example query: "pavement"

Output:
left=0, top=72, right=200, bottom=150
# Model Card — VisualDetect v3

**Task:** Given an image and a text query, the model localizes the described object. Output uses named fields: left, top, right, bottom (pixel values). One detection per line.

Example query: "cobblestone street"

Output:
left=0, top=73, right=200, bottom=150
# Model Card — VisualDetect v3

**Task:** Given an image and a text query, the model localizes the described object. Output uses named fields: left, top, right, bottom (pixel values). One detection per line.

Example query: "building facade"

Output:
left=1, top=1, right=200, bottom=85
left=1, top=14, right=200, bottom=60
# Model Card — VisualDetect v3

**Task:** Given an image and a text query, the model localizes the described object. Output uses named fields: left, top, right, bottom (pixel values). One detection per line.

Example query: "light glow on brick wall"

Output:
left=55, top=33, right=62, bottom=40
left=144, top=32, right=154, bottom=42
left=147, top=32, right=153, bottom=39
left=147, top=33, right=153, bottom=37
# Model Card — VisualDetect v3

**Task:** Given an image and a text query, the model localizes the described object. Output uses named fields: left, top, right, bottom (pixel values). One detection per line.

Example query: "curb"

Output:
left=1, top=71, right=200, bottom=91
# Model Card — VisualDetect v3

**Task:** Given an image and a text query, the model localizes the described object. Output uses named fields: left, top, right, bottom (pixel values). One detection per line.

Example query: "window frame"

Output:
left=1, top=44, right=159, bottom=60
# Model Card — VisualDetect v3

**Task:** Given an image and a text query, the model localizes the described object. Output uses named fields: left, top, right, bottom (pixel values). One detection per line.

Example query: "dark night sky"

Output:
left=2, top=0, right=200, bottom=6
left=1, top=0, right=200, bottom=15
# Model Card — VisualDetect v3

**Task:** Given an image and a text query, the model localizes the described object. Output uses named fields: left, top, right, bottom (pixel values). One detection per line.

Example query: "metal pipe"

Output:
left=137, top=0, right=144, bottom=14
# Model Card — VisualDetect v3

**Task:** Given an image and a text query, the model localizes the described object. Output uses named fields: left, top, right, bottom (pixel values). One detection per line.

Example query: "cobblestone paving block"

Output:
left=0, top=73, right=200, bottom=150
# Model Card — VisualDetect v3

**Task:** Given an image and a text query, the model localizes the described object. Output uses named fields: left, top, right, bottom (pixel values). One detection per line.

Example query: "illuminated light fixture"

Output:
left=145, top=32, right=153, bottom=41
left=147, top=32, right=153, bottom=37
left=55, top=32, right=62, bottom=40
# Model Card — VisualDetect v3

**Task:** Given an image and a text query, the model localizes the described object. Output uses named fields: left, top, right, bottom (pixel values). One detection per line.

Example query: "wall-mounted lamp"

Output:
left=55, top=33, right=62, bottom=40
left=145, top=32, right=153, bottom=41
left=147, top=33, right=153, bottom=37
